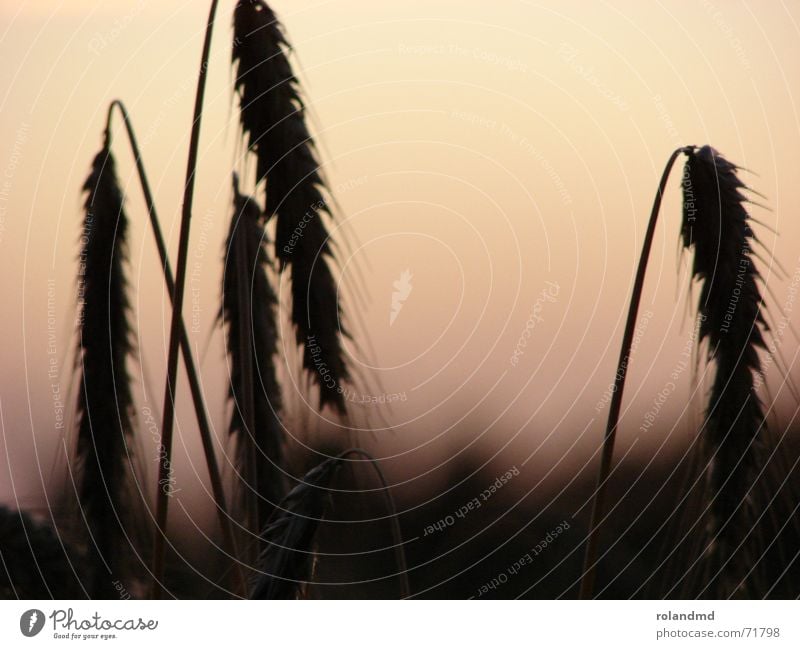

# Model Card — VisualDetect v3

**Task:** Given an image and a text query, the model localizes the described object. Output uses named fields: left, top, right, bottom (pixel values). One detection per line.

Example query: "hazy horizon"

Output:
left=2, top=0, right=799, bottom=528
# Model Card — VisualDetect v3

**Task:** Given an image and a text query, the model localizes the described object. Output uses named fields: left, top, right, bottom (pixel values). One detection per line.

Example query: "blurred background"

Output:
left=1, top=0, right=799, bottom=597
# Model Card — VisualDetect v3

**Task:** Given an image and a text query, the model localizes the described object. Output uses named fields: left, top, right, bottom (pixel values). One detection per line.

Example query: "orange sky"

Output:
left=1, top=0, right=799, bottom=520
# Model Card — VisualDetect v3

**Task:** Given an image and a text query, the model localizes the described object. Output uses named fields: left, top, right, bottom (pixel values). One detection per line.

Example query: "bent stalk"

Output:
left=105, top=100, right=245, bottom=596
left=579, top=146, right=691, bottom=599
left=339, top=449, right=411, bottom=598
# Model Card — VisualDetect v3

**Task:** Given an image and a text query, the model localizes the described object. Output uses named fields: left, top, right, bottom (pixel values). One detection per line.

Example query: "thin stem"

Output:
left=232, top=199, right=257, bottom=549
left=339, top=449, right=411, bottom=599
left=152, top=0, right=220, bottom=599
left=579, top=146, right=691, bottom=599
left=105, top=100, right=245, bottom=597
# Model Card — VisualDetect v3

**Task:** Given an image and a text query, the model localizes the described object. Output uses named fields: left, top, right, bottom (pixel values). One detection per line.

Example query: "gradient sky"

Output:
left=1, top=1, right=799, bottom=522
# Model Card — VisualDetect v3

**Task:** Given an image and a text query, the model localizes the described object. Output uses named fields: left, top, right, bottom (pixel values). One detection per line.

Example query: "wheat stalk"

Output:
left=152, top=0, right=221, bottom=599
left=580, top=146, right=692, bottom=598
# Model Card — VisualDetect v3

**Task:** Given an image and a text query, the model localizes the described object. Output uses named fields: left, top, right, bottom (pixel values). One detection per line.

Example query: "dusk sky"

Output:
left=1, top=1, right=799, bottom=528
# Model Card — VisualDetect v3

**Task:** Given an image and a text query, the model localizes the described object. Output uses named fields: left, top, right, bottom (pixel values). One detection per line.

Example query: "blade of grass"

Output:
left=579, top=146, right=691, bottom=599
left=152, top=0, right=220, bottom=599
left=105, top=100, right=245, bottom=596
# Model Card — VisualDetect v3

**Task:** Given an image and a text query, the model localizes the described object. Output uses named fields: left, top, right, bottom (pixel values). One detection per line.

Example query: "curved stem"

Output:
left=105, top=100, right=245, bottom=597
left=338, top=448, right=411, bottom=599
left=153, top=0, right=220, bottom=599
left=579, top=146, right=692, bottom=599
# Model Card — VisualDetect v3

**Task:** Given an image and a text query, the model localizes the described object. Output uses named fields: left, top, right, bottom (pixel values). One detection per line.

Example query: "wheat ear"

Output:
left=76, top=133, right=138, bottom=597
left=223, top=176, right=286, bottom=545
left=251, top=449, right=410, bottom=599
left=232, top=0, right=349, bottom=413
left=681, top=145, right=768, bottom=596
